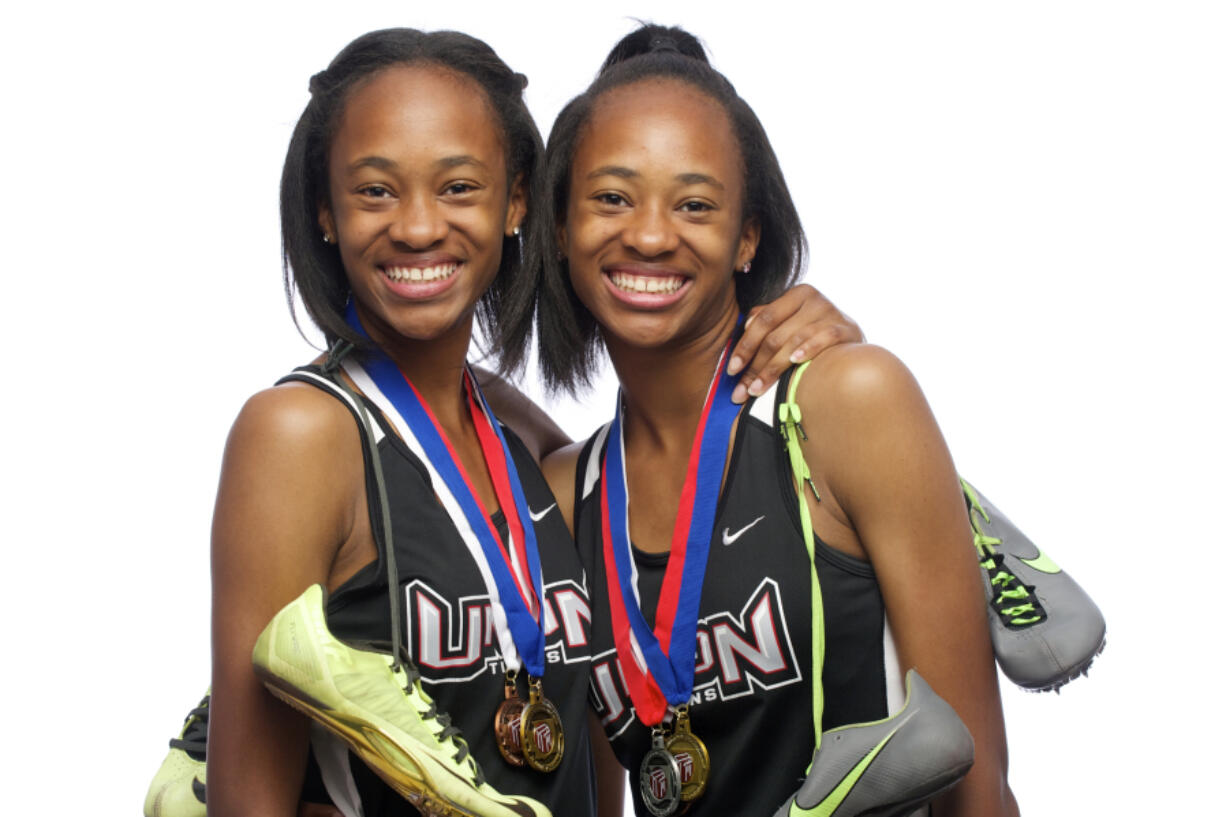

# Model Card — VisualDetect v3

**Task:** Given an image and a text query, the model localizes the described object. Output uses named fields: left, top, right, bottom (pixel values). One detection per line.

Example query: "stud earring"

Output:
left=322, top=233, right=333, bottom=244
left=512, top=226, right=521, bottom=237
left=739, top=261, right=751, bottom=274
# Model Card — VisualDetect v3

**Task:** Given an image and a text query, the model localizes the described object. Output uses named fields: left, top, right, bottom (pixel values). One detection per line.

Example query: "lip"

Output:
left=601, top=265, right=692, bottom=309
left=377, top=255, right=464, bottom=301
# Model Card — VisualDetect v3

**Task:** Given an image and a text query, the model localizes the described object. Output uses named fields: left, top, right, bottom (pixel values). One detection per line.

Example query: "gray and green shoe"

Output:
left=144, top=692, right=209, bottom=817
left=772, top=670, right=974, bottom=817
left=253, top=583, right=549, bottom=817
left=962, top=480, right=1107, bottom=692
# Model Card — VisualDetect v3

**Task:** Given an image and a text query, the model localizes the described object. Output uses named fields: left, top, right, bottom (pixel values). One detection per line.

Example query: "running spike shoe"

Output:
left=772, top=670, right=974, bottom=817
left=962, top=480, right=1107, bottom=692
left=252, top=584, right=549, bottom=817
left=143, top=691, right=209, bottom=817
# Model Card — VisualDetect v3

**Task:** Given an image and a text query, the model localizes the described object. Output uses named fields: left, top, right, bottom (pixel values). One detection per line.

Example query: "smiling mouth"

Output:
left=608, top=271, right=687, bottom=295
left=381, top=263, right=460, bottom=283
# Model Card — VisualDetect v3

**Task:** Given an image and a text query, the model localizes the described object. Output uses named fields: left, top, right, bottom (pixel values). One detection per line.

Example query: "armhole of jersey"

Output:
left=275, top=367, right=390, bottom=588
left=572, top=422, right=611, bottom=537
left=310, top=724, right=364, bottom=817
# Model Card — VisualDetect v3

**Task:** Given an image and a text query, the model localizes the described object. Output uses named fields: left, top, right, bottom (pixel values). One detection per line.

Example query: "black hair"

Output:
left=535, top=23, right=807, bottom=394
left=280, top=28, right=545, bottom=375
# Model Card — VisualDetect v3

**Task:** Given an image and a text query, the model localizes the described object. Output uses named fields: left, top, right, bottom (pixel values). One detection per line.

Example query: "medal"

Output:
left=601, top=326, right=743, bottom=809
left=665, top=706, right=709, bottom=802
left=493, top=672, right=526, bottom=767
left=342, top=304, right=564, bottom=772
left=640, top=728, right=683, bottom=817
left=519, top=675, right=564, bottom=773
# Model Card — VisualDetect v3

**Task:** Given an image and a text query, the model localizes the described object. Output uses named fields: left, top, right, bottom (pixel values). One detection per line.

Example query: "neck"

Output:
left=607, top=305, right=740, bottom=450
left=362, top=312, right=475, bottom=431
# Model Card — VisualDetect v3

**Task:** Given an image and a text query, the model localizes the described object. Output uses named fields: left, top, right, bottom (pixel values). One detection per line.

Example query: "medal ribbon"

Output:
left=342, top=303, right=545, bottom=676
left=600, top=332, right=742, bottom=725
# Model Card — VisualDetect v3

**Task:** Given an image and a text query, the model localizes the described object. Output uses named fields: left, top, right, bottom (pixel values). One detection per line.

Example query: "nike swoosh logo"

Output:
left=790, top=716, right=911, bottom=816
left=192, top=777, right=206, bottom=803
left=529, top=503, right=556, bottom=522
left=722, top=516, right=765, bottom=545
left=1020, top=549, right=1061, bottom=574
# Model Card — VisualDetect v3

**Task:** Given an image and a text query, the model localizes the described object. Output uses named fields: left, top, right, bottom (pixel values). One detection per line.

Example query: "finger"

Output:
left=734, top=313, right=815, bottom=402
left=727, top=304, right=778, bottom=377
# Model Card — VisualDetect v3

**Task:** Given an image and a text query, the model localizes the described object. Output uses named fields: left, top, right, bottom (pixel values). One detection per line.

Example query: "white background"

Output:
left=2, top=1, right=1222, bottom=813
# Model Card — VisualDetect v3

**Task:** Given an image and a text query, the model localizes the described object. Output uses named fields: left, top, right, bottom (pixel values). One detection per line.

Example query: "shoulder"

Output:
left=220, top=379, right=366, bottom=494
left=793, top=343, right=924, bottom=419
left=472, top=365, right=571, bottom=461
left=228, top=379, right=359, bottom=454
left=541, top=440, right=586, bottom=535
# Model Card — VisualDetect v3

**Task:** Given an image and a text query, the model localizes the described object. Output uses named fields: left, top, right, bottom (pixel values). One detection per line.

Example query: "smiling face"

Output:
left=561, top=79, right=759, bottom=351
left=319, top=64, right=525, bottom=348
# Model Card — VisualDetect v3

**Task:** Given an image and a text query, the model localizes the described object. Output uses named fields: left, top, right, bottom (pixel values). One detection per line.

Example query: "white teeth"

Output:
left=610, top=272, right=685, bottom=295
left=384, top=263, right=459, bottom=283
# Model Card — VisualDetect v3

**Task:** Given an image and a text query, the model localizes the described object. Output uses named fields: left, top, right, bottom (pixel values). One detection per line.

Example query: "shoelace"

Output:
left=391, top=652, right=486, bottom=786
left=964, top=485, right=1047, bottom=629
left=169, top=695, right=210, bottom=761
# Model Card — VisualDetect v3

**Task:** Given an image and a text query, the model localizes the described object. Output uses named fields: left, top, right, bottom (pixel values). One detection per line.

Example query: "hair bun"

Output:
left=600, top=24, right=708, bottom=73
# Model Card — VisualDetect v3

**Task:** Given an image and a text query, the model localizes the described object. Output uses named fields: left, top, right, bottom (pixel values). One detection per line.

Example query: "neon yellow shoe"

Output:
left=253, top=584, right=549, bottom=817
left=143, top=692, right=209, bottom=817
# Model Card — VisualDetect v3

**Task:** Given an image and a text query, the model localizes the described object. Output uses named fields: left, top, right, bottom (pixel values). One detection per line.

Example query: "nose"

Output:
left=621, top=201, right=679, bottom=258
left=388, top=193, right=447, bottom=248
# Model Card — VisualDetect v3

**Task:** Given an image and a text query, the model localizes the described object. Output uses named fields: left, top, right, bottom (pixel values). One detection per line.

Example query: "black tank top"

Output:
left=573, top=369, right=899, bottom=816
left=282, top=366, right=596, bottom=817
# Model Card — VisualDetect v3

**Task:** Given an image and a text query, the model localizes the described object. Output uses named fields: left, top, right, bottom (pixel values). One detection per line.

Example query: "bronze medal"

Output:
left=519, top=676, right=564, bottom=772
left=665, top=706, right=710, bottom=802
left=493, top=672, right=526, bottom=767
left=640, top=728, right=683, bottom=816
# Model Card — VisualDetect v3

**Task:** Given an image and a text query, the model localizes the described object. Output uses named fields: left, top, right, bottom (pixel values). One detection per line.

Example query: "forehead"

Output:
left=331, top=63, right=506, bottom=174
left=575, top=79, right=741, bottom=180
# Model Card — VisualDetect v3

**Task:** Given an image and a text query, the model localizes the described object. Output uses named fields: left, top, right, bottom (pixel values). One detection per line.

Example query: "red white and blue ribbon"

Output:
left=600, top=331, right=743, bottom=725
left=342, top=303, right=545, bottom=676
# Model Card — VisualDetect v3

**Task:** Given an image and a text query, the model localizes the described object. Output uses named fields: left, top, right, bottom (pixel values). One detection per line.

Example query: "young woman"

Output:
left=538, top=25, right=1019, bottom=817
left=203, top=27, right=861, bottom=817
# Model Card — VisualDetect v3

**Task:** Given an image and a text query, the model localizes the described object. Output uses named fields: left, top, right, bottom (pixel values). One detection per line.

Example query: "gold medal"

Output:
left=493, top=671, right=526, bottom=767
left=519, top=676, right=564, bottom=772
left=665, top=706, right=710, bottom=802
left=640, top=727, right=683, bottom=816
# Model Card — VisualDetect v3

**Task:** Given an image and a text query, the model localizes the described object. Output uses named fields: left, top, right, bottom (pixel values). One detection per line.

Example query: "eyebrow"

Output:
left=345, top=154, right=489, bottom=173
left=585, top=165, right=724, bottom=190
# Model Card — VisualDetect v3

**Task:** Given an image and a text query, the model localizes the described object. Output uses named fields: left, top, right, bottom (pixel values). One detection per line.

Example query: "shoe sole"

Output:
left=258, top=669, right=488, bottom=817
left=1017, top=634, right=1107, bottom=693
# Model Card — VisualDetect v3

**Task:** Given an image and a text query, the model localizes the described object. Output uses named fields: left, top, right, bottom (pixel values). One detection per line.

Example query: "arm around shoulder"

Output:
left=208, top=383, right=366, bottom=817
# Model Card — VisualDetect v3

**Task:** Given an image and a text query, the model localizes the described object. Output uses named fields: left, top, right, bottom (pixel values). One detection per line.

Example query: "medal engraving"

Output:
left=494, top=672, right=526, bottom=767
left=519, top=676, right=564, bottom=773
left=640, top=729, right=682, bottom=816
left=665, top=706, right=710, bottom=802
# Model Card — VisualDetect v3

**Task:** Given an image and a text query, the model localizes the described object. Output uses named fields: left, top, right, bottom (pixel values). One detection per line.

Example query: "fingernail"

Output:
left=789, top=348, right=806, bottom=363
left=727, top=355, right=744, bottom=375
left=731, top=383, right=748, bottom=404
left=743, top=314, right=756, bottom=331
left=747, top=378, right=764, bottom=397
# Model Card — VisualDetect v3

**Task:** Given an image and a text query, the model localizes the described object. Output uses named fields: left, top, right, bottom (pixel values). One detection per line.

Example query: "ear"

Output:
left=735, top=216, right=761, bottom=270
left=318, top=202, right=336, bottom=244
left=555, top=222, right=568, bottom=260
left=504, top=173, right=528, bottom=236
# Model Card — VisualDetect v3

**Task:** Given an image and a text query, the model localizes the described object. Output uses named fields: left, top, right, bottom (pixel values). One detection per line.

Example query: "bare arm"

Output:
left=796, top=346, right=1017, bottom=817
left=473, top=365, right=572, bottom=461
left=727, top=283, right=865, bottom=403
left=208, top=384, right=370, bottom=817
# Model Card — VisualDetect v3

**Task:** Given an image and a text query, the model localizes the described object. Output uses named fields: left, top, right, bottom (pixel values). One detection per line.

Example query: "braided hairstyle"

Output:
left=536, top=23, right=807, bottom=394
left=280, top=28, right=545, bottom=375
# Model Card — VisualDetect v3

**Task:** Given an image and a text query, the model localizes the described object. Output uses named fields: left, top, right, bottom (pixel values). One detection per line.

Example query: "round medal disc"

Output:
left=493, top=696, right=526, bottom=767
left=640, top=745, right=683, bottom=816
left=519, top=696, right=565, bottom=772
left=665, top=729, right=710, bottom=802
